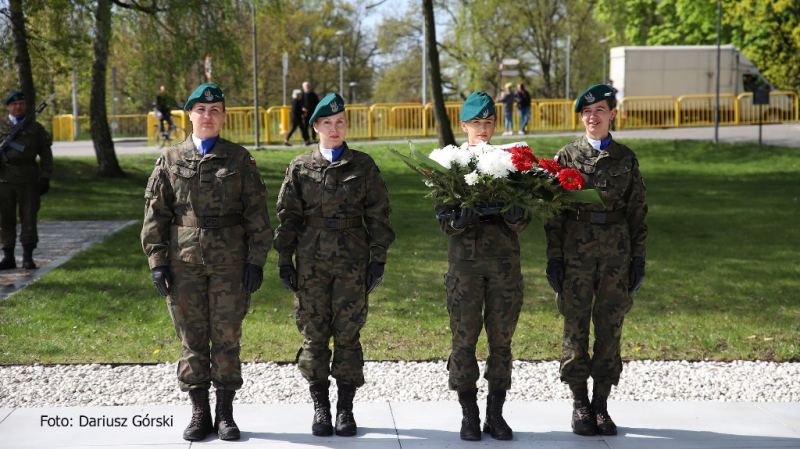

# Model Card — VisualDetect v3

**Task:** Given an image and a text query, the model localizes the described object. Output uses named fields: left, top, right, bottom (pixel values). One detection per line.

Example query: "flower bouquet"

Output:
left=389, top=141, right=604, bottom=221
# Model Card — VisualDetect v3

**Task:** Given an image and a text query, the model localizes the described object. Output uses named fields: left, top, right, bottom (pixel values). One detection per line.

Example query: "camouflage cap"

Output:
left=4, top=91, right=24, bottom=105
left=574, top=84, right=616, bottom=112
left=184, top=83, right=225, bottom=111
left=309, top=92, right=346, bottom=125
left=460, top=91, right=495, bottom=121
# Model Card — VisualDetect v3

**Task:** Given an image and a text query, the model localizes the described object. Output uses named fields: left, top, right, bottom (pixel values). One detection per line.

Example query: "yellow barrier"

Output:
left=53, top=93, right=799, bottom=142
left=677, top=94, right=738, bottom=127
left=736, top=91, right=798, bottom=124
left=618, top=96, right=679, bottom=129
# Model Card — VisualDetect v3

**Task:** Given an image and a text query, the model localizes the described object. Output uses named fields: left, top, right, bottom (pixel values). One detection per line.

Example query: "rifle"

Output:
left=0, top=93, right=56, bottom=164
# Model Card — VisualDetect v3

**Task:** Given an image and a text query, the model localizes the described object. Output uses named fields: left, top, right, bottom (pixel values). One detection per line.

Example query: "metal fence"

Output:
left=52, top=91, right=798, bottom=143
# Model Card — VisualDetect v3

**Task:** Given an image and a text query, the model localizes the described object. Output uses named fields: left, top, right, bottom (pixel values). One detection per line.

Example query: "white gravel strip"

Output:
left=1, top=360, right=798, bottom=408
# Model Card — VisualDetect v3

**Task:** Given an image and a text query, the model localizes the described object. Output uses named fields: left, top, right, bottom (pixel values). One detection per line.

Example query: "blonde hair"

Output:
left=504, top=83, right=513, bottom=90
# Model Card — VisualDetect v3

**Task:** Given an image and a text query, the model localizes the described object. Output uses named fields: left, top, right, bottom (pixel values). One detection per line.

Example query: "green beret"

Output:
left=4, top=91, right=24, bottom=105
left=309, top=93, right=346, bottom=125
left=574, top=84, right=616, bottom=112
left=460, top=91, right=495, bottom=121
left=184, top=83, right=225, bottom=111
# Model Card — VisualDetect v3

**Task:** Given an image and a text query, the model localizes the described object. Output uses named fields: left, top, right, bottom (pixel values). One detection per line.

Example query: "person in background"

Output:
left=438, top=91, right=529, bottom=442
left=155, top=85, right=176, bottom=136
left=496, top=83, right=516, bottom=136
left=301, top=81, right=320, bottom=144
left=515, top=83, right=532, bottom=134
left=141, top=82, right=273, bottom=442
left=274, top=93, right=395, bottom=438
left=543, top=83, right=647, bottom=438
left=285, top=89, right=311, bottom=146
left=0, top=91, right=53, bottom=270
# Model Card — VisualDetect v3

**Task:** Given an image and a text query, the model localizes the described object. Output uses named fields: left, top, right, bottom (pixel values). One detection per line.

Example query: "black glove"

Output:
left=279, top=264, right=299, bottom=292
left=502, top=205, right=524, bottom=224
left=366, top=262, right=385, bottom=294
left=546, top=257, right=565, bottom=294
left=629, top=257, right=646, bottom=293
left=451, top=208, right=479, bottom=229
left=243, top=263, right=263, bottom=293
left=151, top=266, right=171, bottom=297
left=38, top=177, right=50, bottom=195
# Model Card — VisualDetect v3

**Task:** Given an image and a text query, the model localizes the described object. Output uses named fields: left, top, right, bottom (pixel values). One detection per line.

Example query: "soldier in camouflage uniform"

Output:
left=0, top=91, right=53, bottom=270
left=543, top=84, right=647, bottom=437
left=438, top=92, right=529, bottom=442
left=274, top=93, right=395, bottom=438
left=141, top=83, right=272, bottom=442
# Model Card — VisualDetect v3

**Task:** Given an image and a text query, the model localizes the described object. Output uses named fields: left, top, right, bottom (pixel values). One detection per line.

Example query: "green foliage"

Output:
left=594, top=0, right=800, bottom=92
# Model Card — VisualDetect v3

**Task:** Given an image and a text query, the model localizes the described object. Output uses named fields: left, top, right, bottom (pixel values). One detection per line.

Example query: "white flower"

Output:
left=464, top=171, right=480, bottom=186
left=475, top=146, right=517, bottom=178
left=428, top=145, right=470, bottom=169
left=424, top=179, right=435, bottom=187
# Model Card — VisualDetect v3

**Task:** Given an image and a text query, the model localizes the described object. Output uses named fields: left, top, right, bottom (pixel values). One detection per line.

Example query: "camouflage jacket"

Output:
left=437, top=207, right=530, bottom=262
left=141, top=137, right=273, bottom=269
left=544, top=135, right=648, bottom=260
left=0, top=116, right=53, bottom=183
left=274, top=143, right=395, bottom=265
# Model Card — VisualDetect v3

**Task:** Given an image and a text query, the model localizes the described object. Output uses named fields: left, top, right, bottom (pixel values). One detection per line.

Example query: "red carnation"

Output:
left=538, top=158, right=563, bottom=175
left=510, top=146, right=538, bottom=171
left=558, top=168, right=585, bottom=190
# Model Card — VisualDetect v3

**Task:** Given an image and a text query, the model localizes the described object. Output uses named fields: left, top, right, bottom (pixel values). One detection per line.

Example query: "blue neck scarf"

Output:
left=599, top=134, right=612, bottom=151
left=199, top=136, right=219, bottom=156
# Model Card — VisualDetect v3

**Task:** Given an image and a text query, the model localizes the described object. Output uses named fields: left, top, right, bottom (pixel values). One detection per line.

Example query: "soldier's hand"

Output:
left=502, top=205, right=524, bottom=224
left=243, top=263, right=263, bottom=293
left=629, top=257, right=645, bottom=293
left=151, top=266, right=171, bottom=297
left=451, top=208, right=479, bottom=229
left=279, top=264, right=299, bottom=292
left=37, top=177, right=50, bottom=195
left=546, top=257, right=565, bottom=294
left=366, top=262, right=385, bottom=294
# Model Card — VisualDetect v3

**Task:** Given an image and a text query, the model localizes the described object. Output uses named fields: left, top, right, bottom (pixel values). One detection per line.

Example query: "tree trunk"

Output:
left=9, top=0, right=36, bottom=111
left=423, top=0, right=455, bottom=147
left=90, top=0, right=124, bottom=177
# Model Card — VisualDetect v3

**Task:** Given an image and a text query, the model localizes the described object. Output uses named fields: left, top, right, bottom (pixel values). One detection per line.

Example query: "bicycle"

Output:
left=153, top=113, right=186, bottom=148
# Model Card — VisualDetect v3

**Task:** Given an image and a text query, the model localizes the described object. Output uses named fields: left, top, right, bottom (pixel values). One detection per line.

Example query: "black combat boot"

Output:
left=214, top=390, right=241, bottom=440
left=0, top=248, right=15, bottom=270
left=22, top=244, right=35, bottom=269
left=483, top=389, right=513, bottom=440
left=183, top=388, right=213, bottom=441
left=309, top=382, right=333, bottom=436
left=457, top=388, right=481, bottom=441
left=335, top=383, right=358, bottom=436
left=592, top=391, right=618, bottom=435
left=570, top=383, right=597, bottom=436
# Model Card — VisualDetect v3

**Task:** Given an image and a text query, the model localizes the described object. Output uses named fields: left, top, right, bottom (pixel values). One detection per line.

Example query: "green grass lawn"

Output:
left=1, top=137, right=798, bottom=364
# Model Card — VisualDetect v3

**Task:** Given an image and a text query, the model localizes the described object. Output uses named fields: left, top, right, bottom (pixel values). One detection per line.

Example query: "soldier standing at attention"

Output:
left=274, top=93, right=395, bottom=437
left=0, top=91, right=53, bottom=270
left=439, top=91, right=529, bottom=442
left=543, top=84, right=647, bottom=437
left=141, top=83, right=273, bottom=442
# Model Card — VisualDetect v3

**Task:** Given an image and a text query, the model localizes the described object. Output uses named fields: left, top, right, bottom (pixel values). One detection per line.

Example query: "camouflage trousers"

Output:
left=558, top=249, right=633, bottom=397
left=0, top=182, right=40, bottom=249
left=294, top=256, right=368, bottom=387
left=444, top=258, right=524, bottom=392
left=166, top=260, right=249, bottom=392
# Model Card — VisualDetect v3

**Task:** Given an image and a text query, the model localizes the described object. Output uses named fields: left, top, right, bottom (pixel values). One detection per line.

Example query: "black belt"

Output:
left=174, top=214, right=242, bottom=228
left=305, top=216, right=363, bottom=229
left=568, top=209, right=625, bottom=224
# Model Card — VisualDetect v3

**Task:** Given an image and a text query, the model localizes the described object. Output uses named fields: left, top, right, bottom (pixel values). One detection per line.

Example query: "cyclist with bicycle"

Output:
left=155, top=85, right=176, bottom=136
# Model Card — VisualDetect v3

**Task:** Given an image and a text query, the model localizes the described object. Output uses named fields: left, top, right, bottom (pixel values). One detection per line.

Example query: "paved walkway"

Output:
left=0, top=220, right=135, bottom=299
left=51, top=123, right=800, bottom=157
left=2, top=401, right=799, bottom=448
